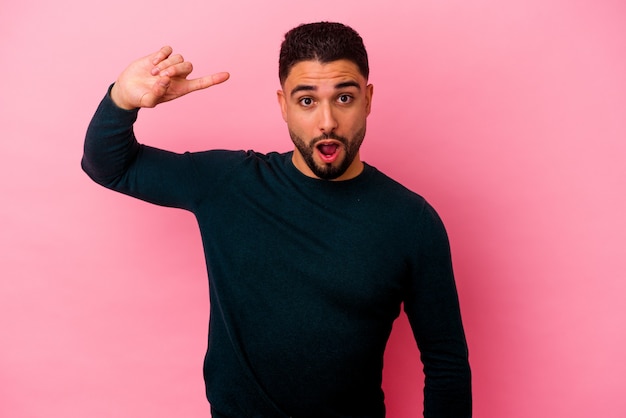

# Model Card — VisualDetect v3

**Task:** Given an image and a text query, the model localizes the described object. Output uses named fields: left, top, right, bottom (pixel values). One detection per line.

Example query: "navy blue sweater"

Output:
left=82, top=89, right=471, bottom=417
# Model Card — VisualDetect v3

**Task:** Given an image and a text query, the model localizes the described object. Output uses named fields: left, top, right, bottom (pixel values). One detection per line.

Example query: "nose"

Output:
left=318, top=102, right=338, bottom=134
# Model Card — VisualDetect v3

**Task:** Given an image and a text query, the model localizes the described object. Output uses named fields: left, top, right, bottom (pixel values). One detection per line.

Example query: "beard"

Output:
left=289, top=126, right=366, bottom=180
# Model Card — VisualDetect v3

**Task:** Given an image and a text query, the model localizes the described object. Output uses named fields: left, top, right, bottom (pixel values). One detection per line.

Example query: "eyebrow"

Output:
left=290, top=81, right=361, bottom=97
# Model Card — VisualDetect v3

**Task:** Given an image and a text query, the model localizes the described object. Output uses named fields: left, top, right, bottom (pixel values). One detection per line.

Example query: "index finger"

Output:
left=188, top=71, right=231, bottom=93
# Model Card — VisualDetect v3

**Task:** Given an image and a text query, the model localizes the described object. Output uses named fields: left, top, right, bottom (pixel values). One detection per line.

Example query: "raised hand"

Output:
left=110, top=46, right=230, bottom=110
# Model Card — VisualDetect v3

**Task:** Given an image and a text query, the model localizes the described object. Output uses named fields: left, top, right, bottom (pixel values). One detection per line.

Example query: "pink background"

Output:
left=2, top=0, right=625, bottom=417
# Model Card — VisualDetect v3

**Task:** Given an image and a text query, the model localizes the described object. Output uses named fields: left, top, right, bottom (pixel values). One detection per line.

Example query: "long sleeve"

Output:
left=82, top=85, right=141, bottom=187
left=81, top=86, right=226, bottom=211
left=404, top=202, right=472, bottom=417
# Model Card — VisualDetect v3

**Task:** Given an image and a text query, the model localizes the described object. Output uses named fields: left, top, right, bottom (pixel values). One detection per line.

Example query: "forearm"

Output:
left=419, top=311, right=472, bottom=417
left=82, top=84, right=140, bottom=188
left=420, top=302, right=471, bottom=417
left=423, top=350, right=472, bottom=417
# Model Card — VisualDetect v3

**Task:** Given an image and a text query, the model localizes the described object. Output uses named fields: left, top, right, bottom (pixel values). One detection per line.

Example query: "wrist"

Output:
left=110, top=83, right=137, bottom=110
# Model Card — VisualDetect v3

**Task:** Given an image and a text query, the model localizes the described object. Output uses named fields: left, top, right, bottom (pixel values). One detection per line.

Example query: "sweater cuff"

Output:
left=104, top=83, right=140, bottom=118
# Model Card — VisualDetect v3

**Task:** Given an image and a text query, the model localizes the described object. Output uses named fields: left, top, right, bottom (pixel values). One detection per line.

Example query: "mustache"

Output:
left=312, top=133, right=349, bottom=146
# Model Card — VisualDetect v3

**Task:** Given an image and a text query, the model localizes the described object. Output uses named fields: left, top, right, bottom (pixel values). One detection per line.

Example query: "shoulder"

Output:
left=185, top=150, right=293, bottom=190
left=364, top=164, right=427, bottom=207
left=186, top=149, right=289, bottom=171
left=362, top=164, right=448, bottom=231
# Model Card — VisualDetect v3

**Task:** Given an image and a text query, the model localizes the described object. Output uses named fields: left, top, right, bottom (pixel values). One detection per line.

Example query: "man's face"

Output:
left=277, top=59, right=373, bottom=181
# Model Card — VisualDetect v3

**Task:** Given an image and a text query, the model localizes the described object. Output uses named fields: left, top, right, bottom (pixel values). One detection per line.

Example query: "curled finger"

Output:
left=153, top=54, right=186, bottom=76
left=151, top=46, right=173, bottom=66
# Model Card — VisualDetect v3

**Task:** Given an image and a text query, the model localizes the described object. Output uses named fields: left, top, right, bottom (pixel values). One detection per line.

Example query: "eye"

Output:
left=299, top=97, right=314, bottom=107
left=338, top=94, right=353, bottom=104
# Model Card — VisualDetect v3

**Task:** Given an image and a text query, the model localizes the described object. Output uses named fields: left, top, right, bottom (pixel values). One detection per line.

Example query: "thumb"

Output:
left=141, top=76, right=171, bottom=108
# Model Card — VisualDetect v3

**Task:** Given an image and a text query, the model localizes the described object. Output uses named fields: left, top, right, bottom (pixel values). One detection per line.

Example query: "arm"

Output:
left=82, top=47, right=230, bottom=208
left=404, top=203, right=472, bottom=417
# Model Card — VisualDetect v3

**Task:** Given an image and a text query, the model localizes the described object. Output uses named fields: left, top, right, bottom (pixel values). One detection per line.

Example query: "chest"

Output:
left=196, top=176, right=418, bottom=317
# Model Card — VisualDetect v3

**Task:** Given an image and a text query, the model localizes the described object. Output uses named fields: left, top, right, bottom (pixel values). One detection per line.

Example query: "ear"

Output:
left=365, top=84, right=374, bottom=116
left=277, top=89, right=288, bottom=122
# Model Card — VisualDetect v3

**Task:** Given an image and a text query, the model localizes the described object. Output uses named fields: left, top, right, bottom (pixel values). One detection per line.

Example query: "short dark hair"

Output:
left=278, top=22, right=369, bottom=85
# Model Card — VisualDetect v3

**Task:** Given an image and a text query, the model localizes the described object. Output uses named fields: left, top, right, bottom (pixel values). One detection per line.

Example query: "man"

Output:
left=83, top=22, right=471, bottom=417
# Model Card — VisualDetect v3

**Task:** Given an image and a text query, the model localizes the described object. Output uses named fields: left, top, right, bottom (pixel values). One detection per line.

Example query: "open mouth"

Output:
left=316, top=141, right=341, bottom=163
